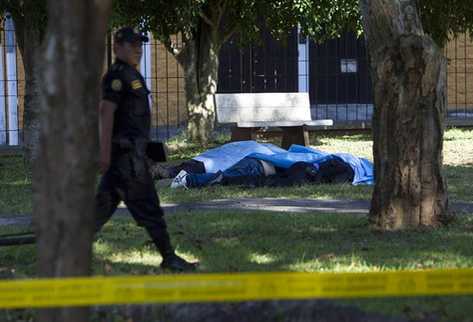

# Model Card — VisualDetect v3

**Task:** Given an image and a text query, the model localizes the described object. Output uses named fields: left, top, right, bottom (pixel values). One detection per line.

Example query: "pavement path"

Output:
left=2, top=198, right=473, bottom=227
left=0, top=198, right=473, bottom=226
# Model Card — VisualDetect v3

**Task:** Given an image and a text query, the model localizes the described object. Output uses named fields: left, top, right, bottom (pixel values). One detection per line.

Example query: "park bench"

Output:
left=215, top=92, right=333, bottom=149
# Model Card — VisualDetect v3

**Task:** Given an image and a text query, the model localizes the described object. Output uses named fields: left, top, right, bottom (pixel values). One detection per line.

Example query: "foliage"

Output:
left=1, top=0, right=471, bottom=55
left=110, top=0, right=362, bottom=51
left=0, top=0, right=47, bottom=36
left=1, top=1, right=472, bottom=55
left=419, top=0, right=473, bottom=47
left=109, top=0, right=473, bottom=50
left=296, top=0, right=362, bottom=41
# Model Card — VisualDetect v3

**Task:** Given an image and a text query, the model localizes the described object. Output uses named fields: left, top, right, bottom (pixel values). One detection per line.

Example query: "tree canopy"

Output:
left=419, top=0, right=473, bottom=47
left=0, top=0, right=47, bottom=38
left=110, top=0, right=473, bottom=49
left=110, top=0, right=361, bottom=50
left=1, top=1, right=472, bottom=53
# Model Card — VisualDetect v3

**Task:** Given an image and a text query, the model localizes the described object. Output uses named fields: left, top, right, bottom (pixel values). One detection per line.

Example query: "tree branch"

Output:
left=222, top=23, right=238, bottom=45
left=216, top=0, right=228, bottom=30
left=199, top=11, right=215, bottom=27
left=158, top=33, right=184, bottom=58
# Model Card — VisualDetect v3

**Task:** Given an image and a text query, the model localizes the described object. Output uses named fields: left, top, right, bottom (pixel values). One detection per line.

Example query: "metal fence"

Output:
left=446, top=33, right=473, bottom=120
left=309, top=32, right=373, bottom=123
left=1, top=16, right=22, bottom=146
left=122, top=33, right=187, bottom=141
left=1, top=21, right=473, bottom=146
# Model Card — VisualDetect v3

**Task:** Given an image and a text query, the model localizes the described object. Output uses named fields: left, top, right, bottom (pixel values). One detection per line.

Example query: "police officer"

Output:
left=95, top=27, right=197, bottom=272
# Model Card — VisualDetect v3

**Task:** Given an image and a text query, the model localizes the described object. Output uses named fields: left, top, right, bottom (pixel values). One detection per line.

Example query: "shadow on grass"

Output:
left=311, top=132, right=373, bottom=144
left=3, top=199, right=473, bottom=278
left=91, top=211, right=473, bottom=275
left=2, top=212, right=473, bottom=321
left=444, top=164, right=473, bottom=202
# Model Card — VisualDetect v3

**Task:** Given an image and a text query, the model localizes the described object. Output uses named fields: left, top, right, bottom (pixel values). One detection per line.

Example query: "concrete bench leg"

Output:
left=231, top=127, right=256, bottom=142
left=281, top=126, right=309, bottom=149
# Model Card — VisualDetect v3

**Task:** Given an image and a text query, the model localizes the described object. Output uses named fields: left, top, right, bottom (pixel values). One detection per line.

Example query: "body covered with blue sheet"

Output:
left=192, top=141, right=373, bottom=186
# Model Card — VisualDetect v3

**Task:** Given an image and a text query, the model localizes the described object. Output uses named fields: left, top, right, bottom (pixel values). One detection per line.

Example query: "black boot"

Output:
left=160, top=253, right=198, bottom=272
left=147, top=226, right=198, bottom=272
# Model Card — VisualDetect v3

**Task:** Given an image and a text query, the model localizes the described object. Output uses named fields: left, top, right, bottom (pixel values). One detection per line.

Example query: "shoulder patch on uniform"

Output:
left=111, top=79, right=123, bottom=91
left=131, top=80, right=142, bottom=90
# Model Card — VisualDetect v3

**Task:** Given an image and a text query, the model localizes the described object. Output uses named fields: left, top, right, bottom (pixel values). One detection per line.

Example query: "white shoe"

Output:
left=171, top=170, right=189, bottom=189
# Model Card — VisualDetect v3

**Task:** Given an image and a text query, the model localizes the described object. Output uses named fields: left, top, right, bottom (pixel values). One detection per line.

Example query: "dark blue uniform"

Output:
left=95, top=58, right=174, bottom=258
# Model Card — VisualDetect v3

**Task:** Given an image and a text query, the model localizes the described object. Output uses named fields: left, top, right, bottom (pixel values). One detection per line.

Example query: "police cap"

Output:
left=114, top=27, right=149, bottom=44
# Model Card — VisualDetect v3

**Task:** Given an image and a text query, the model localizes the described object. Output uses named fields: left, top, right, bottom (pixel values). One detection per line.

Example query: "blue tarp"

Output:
left=193, top=141, right=286, bottom=173
left=192, top=141, right=374, bottom=185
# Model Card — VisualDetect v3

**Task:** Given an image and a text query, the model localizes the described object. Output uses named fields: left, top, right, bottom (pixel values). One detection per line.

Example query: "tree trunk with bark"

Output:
left=360, top=0, right=450, bottom=230
left=33, top=1, right=111, bottom=322
left=177, top=21, right=221, bottom=145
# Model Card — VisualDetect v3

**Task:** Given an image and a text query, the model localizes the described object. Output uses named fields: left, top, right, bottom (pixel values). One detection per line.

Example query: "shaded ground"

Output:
left=105, top=300, right=432, bottom=322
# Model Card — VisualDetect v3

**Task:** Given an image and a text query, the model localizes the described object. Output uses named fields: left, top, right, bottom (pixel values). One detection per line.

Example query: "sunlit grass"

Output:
left=95, top=211, right=473, bottom=274
left=4, top=210, right=473, bottom=277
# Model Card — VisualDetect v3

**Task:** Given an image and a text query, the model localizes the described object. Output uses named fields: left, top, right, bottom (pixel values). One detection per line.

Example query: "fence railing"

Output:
left=1, top=16, right=21, bottom=146
left=1, top=22, right=472, bottom=146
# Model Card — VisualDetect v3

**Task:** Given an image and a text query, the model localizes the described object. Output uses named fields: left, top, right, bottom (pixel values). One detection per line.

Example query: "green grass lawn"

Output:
left=2, top=211, right=473, bottom=320
left=1, top=128, right=472, bottom=215
left=1, top=129, right=472, bottom=320
left=0, top=156, right=31, bottom=215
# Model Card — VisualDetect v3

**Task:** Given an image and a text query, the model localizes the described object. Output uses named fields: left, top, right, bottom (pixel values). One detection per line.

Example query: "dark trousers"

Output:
left=95, top=150, right=174, bottom=257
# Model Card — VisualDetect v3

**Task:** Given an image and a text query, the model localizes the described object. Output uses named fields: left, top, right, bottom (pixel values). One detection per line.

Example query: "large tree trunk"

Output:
left=177, top=22, right=220, bottom=145
left=33, top=1, right=111, bottom=322
left=360, top=0, right=450, bottom=230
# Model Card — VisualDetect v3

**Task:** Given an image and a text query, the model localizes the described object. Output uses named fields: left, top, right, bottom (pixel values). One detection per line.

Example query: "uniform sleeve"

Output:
left=102, top=71, right=125, bottom=105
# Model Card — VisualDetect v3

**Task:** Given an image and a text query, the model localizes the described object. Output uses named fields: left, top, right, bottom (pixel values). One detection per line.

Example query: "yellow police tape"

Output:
left=1, top=269, right=473, bottom=308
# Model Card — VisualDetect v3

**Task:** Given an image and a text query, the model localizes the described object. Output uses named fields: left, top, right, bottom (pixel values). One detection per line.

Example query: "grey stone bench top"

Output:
left=237, top=119, right=334, bottom=128
left=216, top=92, right=332, bottom=124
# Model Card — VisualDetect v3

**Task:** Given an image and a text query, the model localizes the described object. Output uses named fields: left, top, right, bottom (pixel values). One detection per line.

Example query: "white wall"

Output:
left=0, top=29, right=6, bottom=145
left=297, top=26, right=309, bottom=93
left=140, top=32, right=152, bottom=90
left=140, top=32, right=153, bottom=116
left=5, top=16, right=19, bottom=145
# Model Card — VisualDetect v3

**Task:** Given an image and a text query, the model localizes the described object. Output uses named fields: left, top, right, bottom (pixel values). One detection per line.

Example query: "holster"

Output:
left=112, top=138, right=149, bottom=185
left=113, top=138, right=167, bottom=162
left=146, top=141, right=168, bottom=162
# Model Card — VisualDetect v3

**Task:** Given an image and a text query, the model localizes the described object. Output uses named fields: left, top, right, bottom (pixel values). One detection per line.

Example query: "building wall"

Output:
left=446, top=34, right=473, bottom=114
left=148, top=35, right=187, bottom=130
